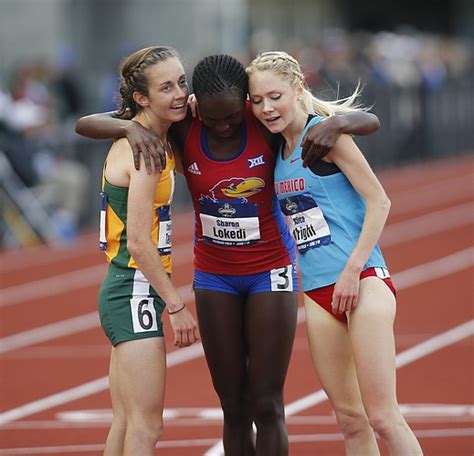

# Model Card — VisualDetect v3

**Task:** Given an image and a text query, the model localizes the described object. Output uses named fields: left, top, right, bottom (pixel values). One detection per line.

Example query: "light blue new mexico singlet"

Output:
left=274, top=116, right=387, bottom=291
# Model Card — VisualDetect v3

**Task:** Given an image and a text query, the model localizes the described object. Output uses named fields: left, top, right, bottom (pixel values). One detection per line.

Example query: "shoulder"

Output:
left=107, top=138, right=133, bottom=165
left=104, top=138, right=134, bottom=184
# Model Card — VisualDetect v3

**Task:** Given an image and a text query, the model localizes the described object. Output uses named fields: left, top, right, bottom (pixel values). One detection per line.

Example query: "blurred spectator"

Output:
left=0, top=60, right=90, bottom=244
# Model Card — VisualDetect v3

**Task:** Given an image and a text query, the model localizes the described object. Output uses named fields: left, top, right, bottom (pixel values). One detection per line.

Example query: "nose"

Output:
left=262, top=99, right=274, bottom=113
left=176, top=84, right=188, bottom=99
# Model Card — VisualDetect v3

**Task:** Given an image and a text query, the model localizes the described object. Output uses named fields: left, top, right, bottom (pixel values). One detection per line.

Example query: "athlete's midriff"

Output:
left=182, top=104, right=295, bottom=275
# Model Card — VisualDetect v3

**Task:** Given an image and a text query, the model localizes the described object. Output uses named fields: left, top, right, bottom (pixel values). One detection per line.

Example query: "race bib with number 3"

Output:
left=270, top=265, right=294, bottom=291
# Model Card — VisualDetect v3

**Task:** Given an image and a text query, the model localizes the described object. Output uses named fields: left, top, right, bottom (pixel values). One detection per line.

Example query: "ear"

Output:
left=132, top=91, right=149, bottom=108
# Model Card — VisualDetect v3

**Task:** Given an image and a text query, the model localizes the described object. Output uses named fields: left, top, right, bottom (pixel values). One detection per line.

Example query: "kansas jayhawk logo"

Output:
left=208, top=177, right=265, bottom=201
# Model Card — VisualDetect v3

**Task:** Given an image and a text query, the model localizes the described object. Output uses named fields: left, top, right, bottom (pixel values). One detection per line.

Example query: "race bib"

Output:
left=280, top=194, right=331, bottom=252
left=199, top=198, right=261, bottom=246
left=157, top=205, right=172, bottom=255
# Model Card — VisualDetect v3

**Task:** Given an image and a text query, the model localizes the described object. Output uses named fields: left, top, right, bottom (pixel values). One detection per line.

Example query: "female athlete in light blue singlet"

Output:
left=247, top=51, right=423, bottom=456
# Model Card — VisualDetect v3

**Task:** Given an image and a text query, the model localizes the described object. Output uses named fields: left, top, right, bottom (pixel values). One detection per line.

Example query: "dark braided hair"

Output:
left=116, top=46, right=180, bottom=117
left=192, top=54, right=248, bottom=101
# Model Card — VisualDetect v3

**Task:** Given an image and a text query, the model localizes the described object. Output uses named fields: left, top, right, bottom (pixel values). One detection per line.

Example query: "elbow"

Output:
left=381, top=194, right=391, bottom=215
left=369, top=113, right=381, bottom=133
left=127, top=237, right=146, bottom=260
left=75, top=117, right=88, bottom=136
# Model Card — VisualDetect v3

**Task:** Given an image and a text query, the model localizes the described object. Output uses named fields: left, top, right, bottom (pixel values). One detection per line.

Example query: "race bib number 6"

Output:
left=130, top=297, right=158, bottom=333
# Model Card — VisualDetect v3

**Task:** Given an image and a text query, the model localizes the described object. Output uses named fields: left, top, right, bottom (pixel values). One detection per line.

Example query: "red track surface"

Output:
left=1, top=156, right=473, bottom=455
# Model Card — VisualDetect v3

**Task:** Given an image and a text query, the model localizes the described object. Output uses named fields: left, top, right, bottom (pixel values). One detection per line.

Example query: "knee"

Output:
left=251, top=393, right=284, bottom=425
left=127, top=413, right=163, bottom=443
left=335, top=407, right=371, bottom=439
left=220, top=395, right=249, bottom=426
left=367, top=409, right=404, bottom=439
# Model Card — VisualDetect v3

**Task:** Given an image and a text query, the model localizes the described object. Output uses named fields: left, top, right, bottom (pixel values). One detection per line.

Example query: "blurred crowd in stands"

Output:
left=0, top=49, right=90, bottom=245
left=248, top=28, right=472, bottom=94
left=0, top=29, right=472, bottom=246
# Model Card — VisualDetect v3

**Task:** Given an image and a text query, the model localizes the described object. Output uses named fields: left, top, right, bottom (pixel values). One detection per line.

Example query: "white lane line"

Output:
left=288, top=427, right=474, bottom=442
left=204, top=319, right=474, bottom=456
left=0, top=343, right=204, bottom=426
left=392, top=247, right=474, bottom=289
left=0, top=211, right=195, bottom=271
left=380, top=202, right=474, bottom=247
left=0, top=249, right=473, bottom=428
left=0, top=286, right=194, bottom=354
left=1, top=247, right=472, bottom=355
left=387, top=173, right=474, bottom=215
left=2, top=201, right=472, bottom=309
left=285, top=320, right=474, bottom=418
left=0, top=241, right=194, bottom=309
left=3, top=403, right=473, bottom=429
left=1, top=428, right=472, bottom=454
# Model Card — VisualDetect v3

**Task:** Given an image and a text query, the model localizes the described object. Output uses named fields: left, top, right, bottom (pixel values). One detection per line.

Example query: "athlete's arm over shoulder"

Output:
left=75, top=110, right=169, bottom=172
left=301, top=111, right=380, bottom=168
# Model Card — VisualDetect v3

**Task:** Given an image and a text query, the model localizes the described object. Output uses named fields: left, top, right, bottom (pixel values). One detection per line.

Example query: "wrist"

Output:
left=330, top=114, right=348, bottom=134
left=123, top=120, right=137, bottom=138
left=345, top=259, right=364, bottom=274
left=168, top=303, right=185, bottom=315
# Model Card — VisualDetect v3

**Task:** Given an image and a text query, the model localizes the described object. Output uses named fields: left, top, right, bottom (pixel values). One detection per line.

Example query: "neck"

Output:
left=134, top=111, right=170, bottom=142
left=281, top=109, right=308, bottom=158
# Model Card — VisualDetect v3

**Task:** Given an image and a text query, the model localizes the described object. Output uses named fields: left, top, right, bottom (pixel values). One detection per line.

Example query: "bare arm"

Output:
left=75, top=111, right=168, bottom=172
left=326, top=134, right=390, bottom=314
left=301, top=111, right=380, bottom=168
left=127, top=154, right=198, bottom=347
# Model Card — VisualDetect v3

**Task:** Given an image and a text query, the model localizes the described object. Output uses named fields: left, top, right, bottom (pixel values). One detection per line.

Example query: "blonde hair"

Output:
left=246, top=51, right=365, bottom=116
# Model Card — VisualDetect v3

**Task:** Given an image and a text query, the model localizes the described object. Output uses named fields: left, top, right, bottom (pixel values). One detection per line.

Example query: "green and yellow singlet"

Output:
left=99, top=154, right=175, bottom=273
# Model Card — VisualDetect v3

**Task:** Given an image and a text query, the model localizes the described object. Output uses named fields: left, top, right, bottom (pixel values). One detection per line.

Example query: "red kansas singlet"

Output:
left=182, top=103, right=296, bottom=275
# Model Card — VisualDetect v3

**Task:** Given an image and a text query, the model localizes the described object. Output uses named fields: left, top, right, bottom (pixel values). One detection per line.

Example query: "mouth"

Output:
left=264, top=115, right=280, bottom=125
left=171, top=103, right=186, bottom=111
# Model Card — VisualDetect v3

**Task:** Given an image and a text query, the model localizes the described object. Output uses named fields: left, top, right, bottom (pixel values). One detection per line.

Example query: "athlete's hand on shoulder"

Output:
left=331, top=267, right=360, bottom=315
left=301, top=116, right=343, bottom=168
left=187, top=94, right=198, bottom=118
left=125, top=120, right=168, bottom=174
left=168, top=304, right=199, bottom=348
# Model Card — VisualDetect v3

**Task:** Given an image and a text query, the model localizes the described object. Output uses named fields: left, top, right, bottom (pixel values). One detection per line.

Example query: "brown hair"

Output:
left=116, top=46, right=180, bottom=117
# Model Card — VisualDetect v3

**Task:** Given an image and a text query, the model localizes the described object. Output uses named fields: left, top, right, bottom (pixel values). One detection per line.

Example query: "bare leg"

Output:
left=304, top=294, right=380, bottom=455
left=196, top=290, right=255, bottom=456
left=246, top=291, right=298, bottom=456
left=104, top=347, right=126, bottom=455
left=349, top=277, right=423, bottom=455
left=115, top=337, right=167, bottom=456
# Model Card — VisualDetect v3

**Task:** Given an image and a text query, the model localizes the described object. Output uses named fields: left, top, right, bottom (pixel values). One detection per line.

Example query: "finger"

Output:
left=340, top=296, right=350, bottom=313
left=300, top=132, right=310, bottom=150
left=143, top=154, right=153, bottom=174
left=302, top=144, right=317, bottom=168
left=318, top=145, right=331, bottom=161
left=335, top=295, right=347, bottom=314
left=181, top=330, right=189, bottom=347
left=133, top=146, right=141, bottom=170
left=152, top=149, right=163, bottom=173
left=174, top=332, right=182, bottom=347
